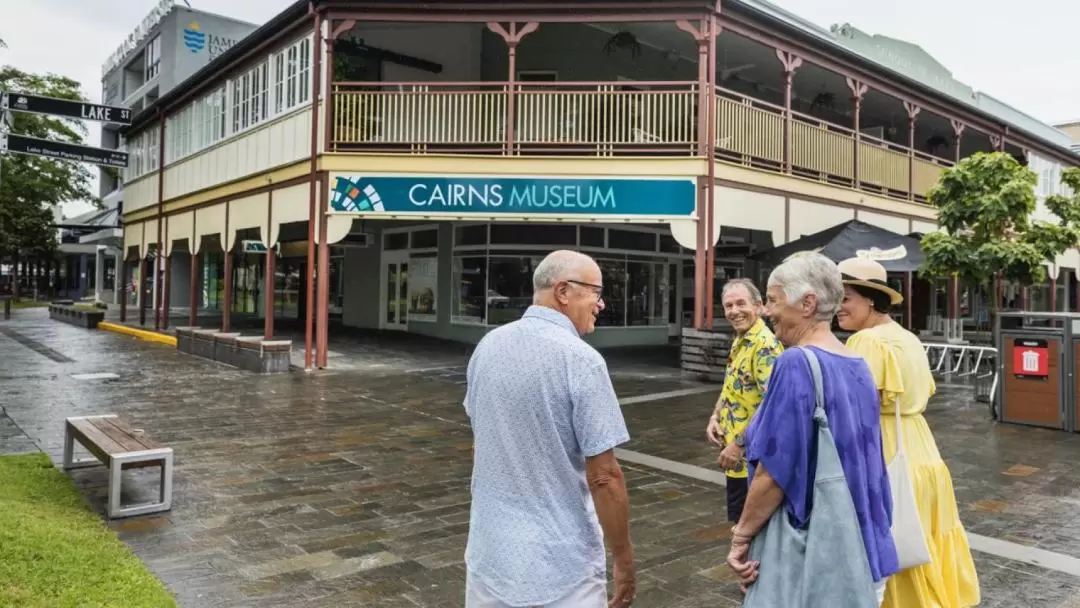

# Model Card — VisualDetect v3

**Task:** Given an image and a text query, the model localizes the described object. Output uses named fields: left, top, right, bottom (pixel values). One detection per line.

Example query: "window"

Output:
left=276, top=37, right=311, bottom=114
left=490, top=224, right=576, bottom=246
left=159, top=34, right=314, bottom=166
left=626, top=261, right=667, bottom=326
left=411, top=229, right=438, bottom=249
left=580, top=226, right=605, bottom=248
left=595, top=259, right=627, bottom=327
left=455, top=224, right=487, bottom=246
left=488, top=256, right=543, bottom=325
left=144, top=36, right=161, bottom=81
left=230, top=60, right=272, bottom=134
left=608, top=229, right=657, bottom=252
left=452, top=256, right=487, bottom=324
left=384, top=232, right=408, bottom=250
left=407, top=255, right=438, bottom=321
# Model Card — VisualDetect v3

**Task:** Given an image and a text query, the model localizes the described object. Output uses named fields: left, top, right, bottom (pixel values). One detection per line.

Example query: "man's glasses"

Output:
left=566, top=279, right=604, bottom=300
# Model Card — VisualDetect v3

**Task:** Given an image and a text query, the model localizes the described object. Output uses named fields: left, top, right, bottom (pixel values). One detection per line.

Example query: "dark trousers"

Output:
left=726, top=475, right=749, bottom=522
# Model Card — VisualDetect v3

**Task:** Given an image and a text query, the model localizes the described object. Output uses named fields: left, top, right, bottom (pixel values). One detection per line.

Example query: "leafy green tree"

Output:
left=920, top=151, right=1080, bottom=313
left=0, top=66, right=97, bottom=300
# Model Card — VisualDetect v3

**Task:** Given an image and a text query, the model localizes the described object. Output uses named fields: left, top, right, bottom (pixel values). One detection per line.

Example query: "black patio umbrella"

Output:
left=748, top=219, right=925, bottom=273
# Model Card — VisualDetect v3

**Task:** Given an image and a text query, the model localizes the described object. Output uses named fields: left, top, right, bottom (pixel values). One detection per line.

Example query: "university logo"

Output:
left=330, top=176, right=385, bottom=212
left=183, top=22, right=206, bottom=53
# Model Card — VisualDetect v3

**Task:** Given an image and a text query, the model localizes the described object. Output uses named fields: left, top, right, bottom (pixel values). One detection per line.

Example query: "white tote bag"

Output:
left=887, top=396, right=932, bottom=570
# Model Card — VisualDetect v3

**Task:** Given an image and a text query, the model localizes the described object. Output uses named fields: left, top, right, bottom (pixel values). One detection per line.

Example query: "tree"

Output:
left=920, top=151, right=1080, bottom=313
left=0, top=67, right=97, bottom=300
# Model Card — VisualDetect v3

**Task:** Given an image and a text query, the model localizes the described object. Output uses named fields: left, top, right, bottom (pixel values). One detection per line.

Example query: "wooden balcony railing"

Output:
left=331, top=81, right=698, bottom=156
left=329, top=81, right=953, bottom=202
left=714, top=87, right=952, bottom=202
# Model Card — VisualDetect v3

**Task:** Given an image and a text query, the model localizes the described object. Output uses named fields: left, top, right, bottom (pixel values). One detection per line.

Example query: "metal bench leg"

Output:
left=63, top=427, right=101, bottom=471
left=106, top=449, right=174, bottom=519
left=108, top=458, right=124, bottom=519
left=160, top=451, right=174, bottom=512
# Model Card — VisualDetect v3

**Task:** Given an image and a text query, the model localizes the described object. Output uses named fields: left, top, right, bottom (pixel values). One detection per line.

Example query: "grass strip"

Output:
left=0, top=453, right=176, bottom=608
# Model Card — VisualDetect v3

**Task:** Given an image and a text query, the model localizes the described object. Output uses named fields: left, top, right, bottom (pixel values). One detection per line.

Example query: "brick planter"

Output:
left=680, top=327, right=733, bottom=383
left=175, top=326, right=292, bottom=374
left=48, top=304, right=106, bottom=329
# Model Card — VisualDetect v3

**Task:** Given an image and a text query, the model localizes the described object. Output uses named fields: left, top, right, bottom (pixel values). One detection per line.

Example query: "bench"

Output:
left=62, top=415, right=174, bottom=519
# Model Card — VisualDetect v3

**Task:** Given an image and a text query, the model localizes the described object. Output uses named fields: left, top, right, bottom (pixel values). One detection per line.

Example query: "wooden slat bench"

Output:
left=62, top=415, right=174, bottom=519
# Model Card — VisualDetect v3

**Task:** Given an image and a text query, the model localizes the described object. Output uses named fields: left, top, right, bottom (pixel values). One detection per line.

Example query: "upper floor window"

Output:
left=144, top=36, right=161, bottom=81
left=142, top=33, right=316, bottom=171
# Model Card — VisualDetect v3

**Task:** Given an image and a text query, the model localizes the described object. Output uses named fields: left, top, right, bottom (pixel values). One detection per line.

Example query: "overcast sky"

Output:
left=1, top=0, right=1076, bottom=215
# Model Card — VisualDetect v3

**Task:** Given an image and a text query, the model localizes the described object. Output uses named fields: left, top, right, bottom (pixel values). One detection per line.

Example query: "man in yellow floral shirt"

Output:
left=705, top=278, right=783, bottom=522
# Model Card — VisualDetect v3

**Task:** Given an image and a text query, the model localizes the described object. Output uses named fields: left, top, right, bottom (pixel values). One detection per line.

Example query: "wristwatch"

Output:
left=733, top=433, right=745, bottom=447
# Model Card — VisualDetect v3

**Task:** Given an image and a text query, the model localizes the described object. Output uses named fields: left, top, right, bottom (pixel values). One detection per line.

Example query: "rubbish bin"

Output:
left=995, top=311, right=1071, bottom=431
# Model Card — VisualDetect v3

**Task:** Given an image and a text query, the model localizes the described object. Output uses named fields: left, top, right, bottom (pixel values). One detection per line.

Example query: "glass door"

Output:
left=382, top=252, right=408, bottom=330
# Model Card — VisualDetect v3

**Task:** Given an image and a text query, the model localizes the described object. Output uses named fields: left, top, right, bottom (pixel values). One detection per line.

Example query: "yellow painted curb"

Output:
left=97, top=322, right=178, bottom=347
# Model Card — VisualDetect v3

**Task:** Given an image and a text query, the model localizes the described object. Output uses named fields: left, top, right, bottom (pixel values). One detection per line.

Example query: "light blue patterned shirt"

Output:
left=463, top=305, right=631, bottom=606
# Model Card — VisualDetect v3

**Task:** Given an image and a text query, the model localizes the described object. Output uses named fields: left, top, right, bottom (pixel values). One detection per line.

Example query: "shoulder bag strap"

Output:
left=799, top=346, right=827, bottom=426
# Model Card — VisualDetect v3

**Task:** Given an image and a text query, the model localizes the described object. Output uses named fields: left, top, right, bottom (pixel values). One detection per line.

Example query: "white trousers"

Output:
left=465, top=570, right=607, bottom=608
left=875, top=578, right=888, bottom=606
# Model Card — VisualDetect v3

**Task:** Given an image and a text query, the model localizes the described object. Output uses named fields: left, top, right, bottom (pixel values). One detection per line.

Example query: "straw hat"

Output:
left=837, top=257, right=904, bottom=305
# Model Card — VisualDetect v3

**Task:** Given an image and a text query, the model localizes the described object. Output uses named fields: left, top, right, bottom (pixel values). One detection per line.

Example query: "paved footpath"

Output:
left=2, top=308, right=1080, bottom=607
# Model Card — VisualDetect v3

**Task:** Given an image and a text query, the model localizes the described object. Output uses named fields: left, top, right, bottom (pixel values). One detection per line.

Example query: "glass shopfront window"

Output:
left=595, top=259, right=627, bottom=327
left=627, top=261, right=667, bottom=326
left=452, top=253, right=671, bottom=329
left=488, top=256, right=541, bottom=325
left=453, top=256, right=487, bottom=324
left=201, top=251, right=224, bottom=311
left=408, top=254, right=438, bottom=321
left=446, top=223, right=687, bottom=330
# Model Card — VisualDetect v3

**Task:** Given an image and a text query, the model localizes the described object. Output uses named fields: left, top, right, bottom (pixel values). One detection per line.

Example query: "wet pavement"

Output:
left=2, top=307, right=1080, bottom=606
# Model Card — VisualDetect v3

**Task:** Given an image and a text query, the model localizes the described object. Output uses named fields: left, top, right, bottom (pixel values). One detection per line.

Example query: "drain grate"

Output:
left=0, top=327, right=75, bottom=363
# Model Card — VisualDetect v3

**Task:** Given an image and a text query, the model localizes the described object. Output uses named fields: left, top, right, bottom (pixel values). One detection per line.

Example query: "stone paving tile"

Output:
left=0, top=408, right=39, bottom=455
left=3, top=307, right=1080, bottom=606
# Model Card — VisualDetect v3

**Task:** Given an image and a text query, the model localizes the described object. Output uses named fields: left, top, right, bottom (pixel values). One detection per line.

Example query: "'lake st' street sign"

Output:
left=2, top=92, right=132, bottom=125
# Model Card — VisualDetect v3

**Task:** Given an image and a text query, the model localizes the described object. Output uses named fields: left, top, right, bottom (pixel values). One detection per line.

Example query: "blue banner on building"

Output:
left=328, top=174, right=696, bottom=218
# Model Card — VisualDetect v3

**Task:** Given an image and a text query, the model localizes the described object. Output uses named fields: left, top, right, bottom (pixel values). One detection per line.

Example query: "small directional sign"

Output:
left=2, top=92, right=132, bottom=125
left=1, top=133, right=129, bottom=168
left=242, top=240, right=268, bottom=254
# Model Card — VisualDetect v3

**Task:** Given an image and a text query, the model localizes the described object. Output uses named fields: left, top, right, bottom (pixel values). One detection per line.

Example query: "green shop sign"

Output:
left=328, top=174, right=696, bottom=220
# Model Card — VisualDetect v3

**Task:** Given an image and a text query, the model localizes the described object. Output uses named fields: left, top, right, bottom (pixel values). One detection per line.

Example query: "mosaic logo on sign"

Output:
left=328, top=175, right=695, bottom=218
left=183, top=22, right=206, bottom=53
left=331, top=176, right=385, bottom=212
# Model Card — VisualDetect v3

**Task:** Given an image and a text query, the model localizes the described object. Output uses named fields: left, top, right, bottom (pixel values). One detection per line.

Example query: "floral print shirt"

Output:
left=713, top=317, right=783, bottom=478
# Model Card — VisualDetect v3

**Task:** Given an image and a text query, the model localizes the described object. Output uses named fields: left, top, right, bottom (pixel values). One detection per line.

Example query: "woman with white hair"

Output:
left=726, top=251, right=899, bottom=607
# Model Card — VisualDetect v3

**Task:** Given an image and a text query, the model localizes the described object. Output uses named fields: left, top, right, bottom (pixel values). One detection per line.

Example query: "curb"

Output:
left=97, top=322, right=178, bottom=347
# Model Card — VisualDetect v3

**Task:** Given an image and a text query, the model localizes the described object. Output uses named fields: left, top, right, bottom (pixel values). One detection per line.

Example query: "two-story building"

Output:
left=115, top=0, right=1080, bottom=369
left=80, top=0, right=256, bottom=304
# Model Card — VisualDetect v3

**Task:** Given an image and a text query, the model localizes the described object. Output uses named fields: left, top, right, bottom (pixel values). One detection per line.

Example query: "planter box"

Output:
left=48, top=304, right=105, bottom=330
left=680, top=327, right=733, bottom=383
left=175, top=326, right=291, bottom=374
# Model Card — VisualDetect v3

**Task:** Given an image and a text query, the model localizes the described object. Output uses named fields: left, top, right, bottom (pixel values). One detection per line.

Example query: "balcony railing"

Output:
left=329, top=81, right=953, bottom=202
left=713, top=88, right=952, bottom=202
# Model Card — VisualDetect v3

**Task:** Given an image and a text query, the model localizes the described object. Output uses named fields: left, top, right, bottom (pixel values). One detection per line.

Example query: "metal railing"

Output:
left=923, top=342, right=998, bottom=412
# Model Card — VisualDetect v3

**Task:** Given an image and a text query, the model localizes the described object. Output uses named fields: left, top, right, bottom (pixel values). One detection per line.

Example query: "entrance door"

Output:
left=382, top=252, right=408, bottom=330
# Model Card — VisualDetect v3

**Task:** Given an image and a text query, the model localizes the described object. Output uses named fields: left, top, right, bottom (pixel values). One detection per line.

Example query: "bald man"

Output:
left=463, top=250, right=637, bottom=608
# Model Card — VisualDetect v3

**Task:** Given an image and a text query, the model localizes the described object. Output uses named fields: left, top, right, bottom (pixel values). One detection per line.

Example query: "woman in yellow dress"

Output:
left=836, top=257, right=981, bottom=608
